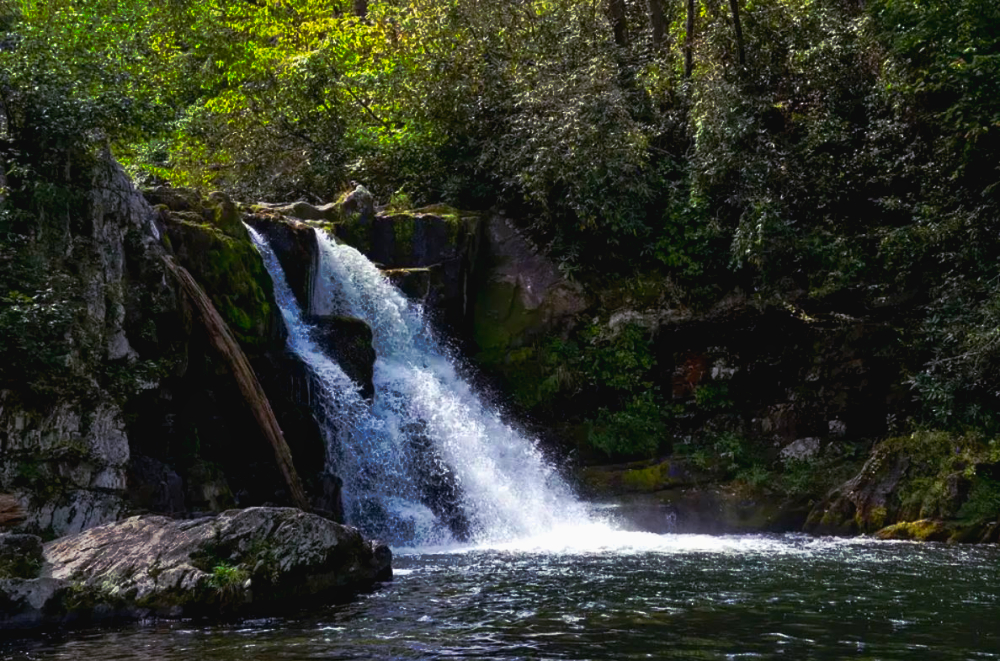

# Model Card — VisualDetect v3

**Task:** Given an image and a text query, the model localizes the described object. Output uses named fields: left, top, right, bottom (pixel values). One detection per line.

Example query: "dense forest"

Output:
left=2, top=0, right=1000, bottom=524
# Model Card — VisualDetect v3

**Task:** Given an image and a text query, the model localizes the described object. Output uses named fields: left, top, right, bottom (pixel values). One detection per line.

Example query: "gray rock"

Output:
left=473, top=215, right=588, bottom=352
left=780, top=437, right=821, bottom=463
left=0, top=397, right=131, bottom=536
left=1, top=157, right=166, bottom=538
left=335, top=185, right=375, bottom=225
left=310, top=317, right=376, bottom=398
left=0, top=507, right=391, bottom=630
left=273, top=201, right=335, bottom=221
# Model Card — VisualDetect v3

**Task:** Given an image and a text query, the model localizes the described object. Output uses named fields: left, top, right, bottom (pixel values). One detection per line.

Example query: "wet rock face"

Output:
left=2, top=158, right=331, bottom=536
left=251, top=196, right=481, bottom=340
left=310, top=317, right=377, bottom=398
left=0, top=507, right=391, bottom=630
left=804, top=431, right=1000, bottom=541
left=161, top=210, right=286, bottom=352
left=244, top=214, right=319, bottom=313
left=334, top=204, right=480, bottom=337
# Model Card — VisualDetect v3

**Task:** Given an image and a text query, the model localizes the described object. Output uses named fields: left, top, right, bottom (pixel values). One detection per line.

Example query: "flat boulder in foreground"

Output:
left=0, top=507, right=391, bottom=630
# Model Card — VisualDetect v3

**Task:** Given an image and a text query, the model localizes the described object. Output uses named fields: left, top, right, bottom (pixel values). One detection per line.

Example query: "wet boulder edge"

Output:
left=0, top=507, right=392, bottom=631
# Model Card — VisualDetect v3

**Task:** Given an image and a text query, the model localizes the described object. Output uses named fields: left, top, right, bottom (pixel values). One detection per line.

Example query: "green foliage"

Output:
left=0, top=287, right=74, bottom=390
left=5, top=0, right=1000, bottom=437
left=582, top=324, right=657, bottom=392
left=694, top=430, right=756, bottom=474
left=207, top=562, right=250, bottom=607
left=386, top=188, right=414, bottom=213
left=694, top=382, right=732, bottom=412
left=958, top=476, right=1000, bottom=524
left=587, top=391, right=668, bottom=460
left=779, top=459, right=820, bottom=496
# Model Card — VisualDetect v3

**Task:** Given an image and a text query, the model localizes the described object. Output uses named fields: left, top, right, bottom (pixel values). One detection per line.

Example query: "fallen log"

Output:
left=161, top=255, right=309, bottom=511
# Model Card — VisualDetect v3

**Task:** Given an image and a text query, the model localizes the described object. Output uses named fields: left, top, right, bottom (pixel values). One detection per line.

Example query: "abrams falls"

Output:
left=3, top=1, right=1000, bottom=655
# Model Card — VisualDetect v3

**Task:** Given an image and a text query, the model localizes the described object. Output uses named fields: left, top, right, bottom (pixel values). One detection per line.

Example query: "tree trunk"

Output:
left=729, top=0, right=746, bottom=68
left=685, top=0, right=696, bottom=78
left=647, top=0, right=667, bottom=48
left=607, top=0, right=629, bottom=47
left=161, top=255, right=311, bottom=512
left=353, top=0, right=367, bottom=19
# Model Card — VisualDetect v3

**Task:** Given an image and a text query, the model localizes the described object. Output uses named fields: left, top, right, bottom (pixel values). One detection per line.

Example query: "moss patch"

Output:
left=579, top=459, right=698, bottom=496
left=875, top=519, right=949, bottom=542
left=164, top=214, right=278, bottom=352
left=473, top=281, right=535, bottom=352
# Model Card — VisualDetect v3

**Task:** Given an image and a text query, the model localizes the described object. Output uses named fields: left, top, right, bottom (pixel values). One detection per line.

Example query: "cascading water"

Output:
left=249, top=224, right=595, bottom=546
left=248, top=226, right=448, bottom=545
left=312, top=230, right=593, bottom=544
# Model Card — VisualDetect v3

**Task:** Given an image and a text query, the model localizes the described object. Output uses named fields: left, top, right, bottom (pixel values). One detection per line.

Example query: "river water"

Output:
left=3, top=530, right=999, bottom=660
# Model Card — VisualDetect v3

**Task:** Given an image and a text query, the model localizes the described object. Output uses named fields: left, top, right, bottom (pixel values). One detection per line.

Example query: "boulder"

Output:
left=335, top=185, right=375, bottom=226
left=804, top=431, right=996, bottom=536
left=0, top=507, right=391, bottom=630
left=268, top=187, right=374, bottom=224
left=143, top=186, right=204, bottom=213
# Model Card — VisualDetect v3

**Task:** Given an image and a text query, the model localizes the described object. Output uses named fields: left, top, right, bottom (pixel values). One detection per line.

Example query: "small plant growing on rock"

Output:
left=208, top=562, right=250, bottom=609
left=387, top=188, right=413, bottom=212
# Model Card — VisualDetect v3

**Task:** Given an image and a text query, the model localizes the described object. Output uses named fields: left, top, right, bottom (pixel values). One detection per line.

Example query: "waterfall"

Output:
left=250, top=225, right=593, bottom=546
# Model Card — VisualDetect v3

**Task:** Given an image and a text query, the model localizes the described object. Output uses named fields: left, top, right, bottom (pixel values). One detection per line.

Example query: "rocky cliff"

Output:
left=0, top=152, right=333, bottom=539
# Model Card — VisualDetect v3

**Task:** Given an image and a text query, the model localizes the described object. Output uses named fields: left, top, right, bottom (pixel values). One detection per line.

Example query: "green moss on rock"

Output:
left=473, top=281, right=535, bottom=352
left=875, top=519, right=949, bottom=542
left=579, top=459, right=699, bottom=496
left=162, top=210, right=280, bottom=352
left=807, top=430, right=1000, bottom=538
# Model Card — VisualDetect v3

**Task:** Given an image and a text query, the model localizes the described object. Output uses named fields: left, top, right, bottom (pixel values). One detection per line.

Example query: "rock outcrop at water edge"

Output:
left=0, top=507, right=391, bottom=630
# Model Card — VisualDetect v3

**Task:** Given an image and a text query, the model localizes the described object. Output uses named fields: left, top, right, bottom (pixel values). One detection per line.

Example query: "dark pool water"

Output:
left=3, top=531, right=999, bottom=660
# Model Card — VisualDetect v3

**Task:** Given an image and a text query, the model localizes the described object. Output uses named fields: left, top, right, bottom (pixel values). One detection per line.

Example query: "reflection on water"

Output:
left=3, top=533, right=999, bottom=660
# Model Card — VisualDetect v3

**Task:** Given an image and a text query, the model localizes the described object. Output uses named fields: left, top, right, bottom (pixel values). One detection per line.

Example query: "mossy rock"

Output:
left=806, top=430, right=1000, bottom=537
left=142, top=187, right=204, bottom=213
left=206, top=191, right=244, bottom=238
left=336, top=210, right=475, bottom=270
left=875, top=519, right=949, bottom=542
left=473, top=280, right=536, bottom=353
left=578, top=459, right=701, bottom=496
left=163, top=213, right=283, bottom=352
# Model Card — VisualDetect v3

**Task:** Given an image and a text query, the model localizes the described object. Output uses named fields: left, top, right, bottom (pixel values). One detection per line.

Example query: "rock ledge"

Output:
left=0, top=507, right=391, bottom=630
